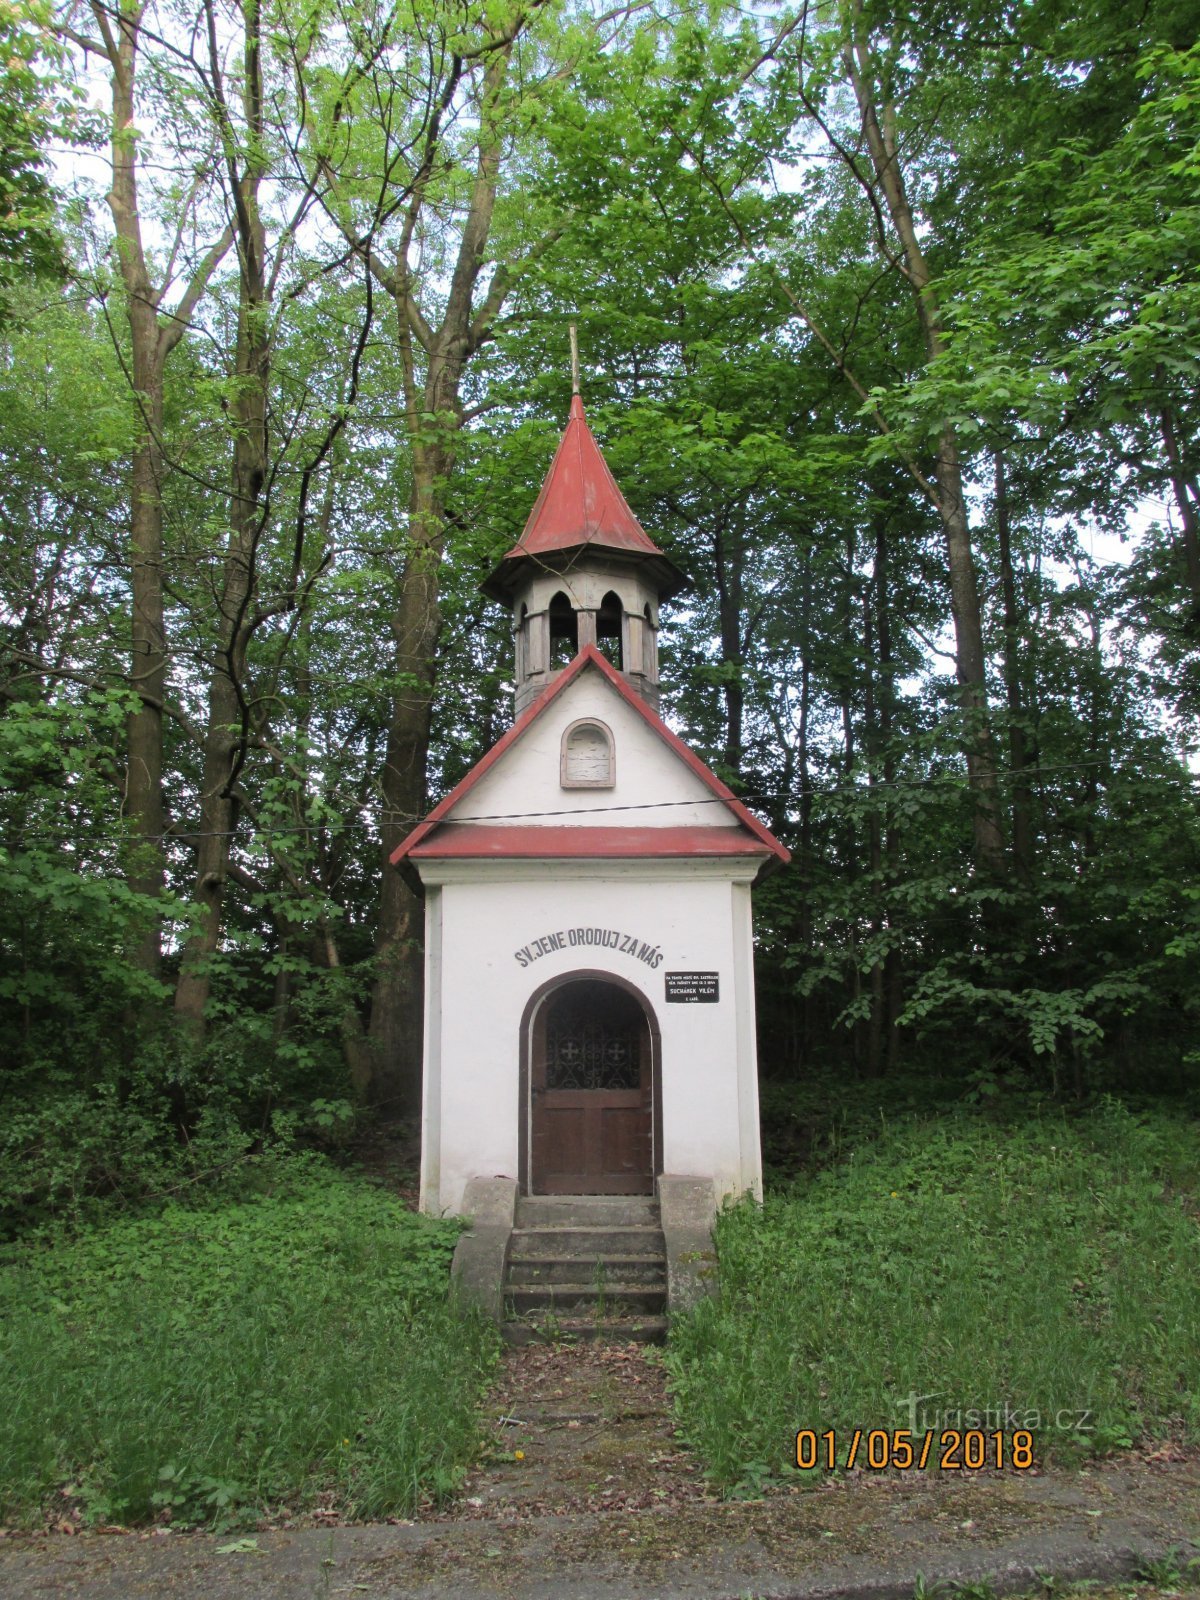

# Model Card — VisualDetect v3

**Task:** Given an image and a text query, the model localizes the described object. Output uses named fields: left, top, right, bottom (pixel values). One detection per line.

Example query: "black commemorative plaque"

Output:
left=665, top=971, right=720, bottom=1003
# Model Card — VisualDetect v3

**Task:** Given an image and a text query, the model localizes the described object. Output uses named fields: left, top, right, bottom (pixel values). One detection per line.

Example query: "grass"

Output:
left=665, top=1095, right=1200, bottom=1493
left=0, top=1158, right=499, bottom=1529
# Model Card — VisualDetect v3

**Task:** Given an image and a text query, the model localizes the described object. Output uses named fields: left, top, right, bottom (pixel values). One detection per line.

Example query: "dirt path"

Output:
left=1, top=1342, right=1197, bottom=1599
left=440, top=1339, right=715, bottom=1522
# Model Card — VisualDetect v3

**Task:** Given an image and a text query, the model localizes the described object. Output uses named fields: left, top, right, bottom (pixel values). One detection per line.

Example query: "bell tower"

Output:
left=482, top=393, right=686, bottom=717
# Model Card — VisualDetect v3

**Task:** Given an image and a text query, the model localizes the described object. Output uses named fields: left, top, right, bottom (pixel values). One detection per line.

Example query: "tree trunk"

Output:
left=933, top=426, right=1004, bottom=871
left=995, top=453, right=1034, bottom=881
left=843, top=3, right=1005, bottom=873
left=365, top=48, right=511, bottom=1115
left=172, top=307, right=266, bottom=1025
left=837, top=531, right=864, bottom=1070
left=174, top=0, right=268, bottom=1031
left=102, top=2, right=167, bottom=977
left=797, top=561, right=814, bottom=1063
left=1156, top=386, right=1200, bottom=612
left=862, top=583, right=885, bottom=1080
left=714, top=512, right=745, bottom=776
left=369, top=431, right=454, bottom=1112
left=89, top=0, right=231, bottom=977
left=1077, top=571, right=1105, bottom=862
left=873, top=511, right=904, bottom=1072
left=124, top=301, right=167, bottom=977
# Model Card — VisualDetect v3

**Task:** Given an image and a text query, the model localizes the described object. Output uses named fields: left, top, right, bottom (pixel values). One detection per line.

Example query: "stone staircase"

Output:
left=501, top=1195, right=668, bottom=1344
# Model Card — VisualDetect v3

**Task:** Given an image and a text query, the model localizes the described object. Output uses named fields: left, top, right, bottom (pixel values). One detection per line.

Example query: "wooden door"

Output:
left=530, top=979, right=653, bottom=1195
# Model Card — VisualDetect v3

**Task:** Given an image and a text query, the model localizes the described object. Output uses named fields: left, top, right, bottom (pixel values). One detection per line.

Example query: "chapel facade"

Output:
left=392, top=394, right=788, bottom=1216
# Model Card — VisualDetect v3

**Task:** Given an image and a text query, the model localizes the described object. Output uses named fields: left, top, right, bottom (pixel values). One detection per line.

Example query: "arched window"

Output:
left=597, top=591, right=624, bottom=670
left=548, top=591, right=577, bottom=671
left=560, top=718, right=615, bottom=788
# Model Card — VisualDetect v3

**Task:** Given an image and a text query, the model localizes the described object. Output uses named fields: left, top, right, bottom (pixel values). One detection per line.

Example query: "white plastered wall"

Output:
left=458, top=671, right=722, bottom=827
left=417, top=859, right=764, bottom=1216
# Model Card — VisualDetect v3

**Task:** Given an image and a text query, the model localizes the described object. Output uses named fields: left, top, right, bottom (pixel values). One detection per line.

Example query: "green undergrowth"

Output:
left=0, top=1160, right=498, bottom=1529
left=665, top=1097, right=1200, bottom=1494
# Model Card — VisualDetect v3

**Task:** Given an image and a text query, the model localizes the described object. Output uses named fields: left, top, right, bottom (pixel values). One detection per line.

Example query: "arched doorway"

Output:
left=522, top=973, right=660, bottom=1195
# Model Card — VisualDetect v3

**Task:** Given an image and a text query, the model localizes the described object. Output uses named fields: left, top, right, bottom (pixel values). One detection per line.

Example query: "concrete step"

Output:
left=506, top=1252, right=667, bottom=1287
left=501, top=1314, right=669, bottom=1347
left=507, top=1224, right=665, bottom=1258
left=502, top=1196, right=671, bottom=1343
left=514, top=1196, right=660, bottom=1228
left=506, top=1282, right=666, bottom=1315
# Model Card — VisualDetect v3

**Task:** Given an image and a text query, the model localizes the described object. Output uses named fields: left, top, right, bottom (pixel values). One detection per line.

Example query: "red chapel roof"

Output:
left=391, top=645, right=790, bottom=871
left=482, top=397, right=686, bottom=602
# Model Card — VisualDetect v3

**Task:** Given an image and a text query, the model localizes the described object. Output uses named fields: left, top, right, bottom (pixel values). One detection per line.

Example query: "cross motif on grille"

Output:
left=545, top=989, right=641, bottom=1092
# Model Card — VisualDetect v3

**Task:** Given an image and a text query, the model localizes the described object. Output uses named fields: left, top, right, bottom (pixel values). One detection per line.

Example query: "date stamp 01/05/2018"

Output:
left=795, top=1428, right=1037, bottom=1472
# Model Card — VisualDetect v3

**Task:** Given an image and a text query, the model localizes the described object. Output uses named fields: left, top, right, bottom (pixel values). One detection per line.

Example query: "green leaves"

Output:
left=0, top=0, right=74, bottom=311
left=898, top=970, right=1147, bottom=1059
left=0, top=690, right=174, bottom=1077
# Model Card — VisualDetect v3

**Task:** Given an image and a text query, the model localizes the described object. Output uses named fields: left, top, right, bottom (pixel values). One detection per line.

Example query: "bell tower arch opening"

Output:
left=597, top=591, right=624, bottom=671
left=548, top=590, right=578, bottom=672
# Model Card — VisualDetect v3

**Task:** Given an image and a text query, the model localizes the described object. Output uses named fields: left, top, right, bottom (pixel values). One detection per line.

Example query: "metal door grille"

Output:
left=545, top=988, right=641, bottom=1090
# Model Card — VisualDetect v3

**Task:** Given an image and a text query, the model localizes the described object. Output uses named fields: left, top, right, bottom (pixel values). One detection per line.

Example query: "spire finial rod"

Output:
left=569, top=320, right=580, bottom=396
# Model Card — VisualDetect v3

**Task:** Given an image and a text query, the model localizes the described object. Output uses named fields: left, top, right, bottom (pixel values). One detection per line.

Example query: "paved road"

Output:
left=1, top=1457, right=1197, bottom=1600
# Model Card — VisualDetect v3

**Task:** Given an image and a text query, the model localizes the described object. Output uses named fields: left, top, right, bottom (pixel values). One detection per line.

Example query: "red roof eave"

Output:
left=407, top=825, right=773, bottom=860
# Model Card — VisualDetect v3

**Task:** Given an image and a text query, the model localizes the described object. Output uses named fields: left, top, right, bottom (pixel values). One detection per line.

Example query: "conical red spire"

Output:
left=511, top=395, right=663, bottom=558
left=482, top=397, right=685, bottom=602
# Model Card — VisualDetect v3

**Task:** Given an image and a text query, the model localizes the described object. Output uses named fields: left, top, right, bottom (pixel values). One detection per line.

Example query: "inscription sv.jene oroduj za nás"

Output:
left=513, top=927, right=663, bottom=969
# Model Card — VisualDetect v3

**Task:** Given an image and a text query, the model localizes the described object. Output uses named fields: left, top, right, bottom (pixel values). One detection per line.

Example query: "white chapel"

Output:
left=392, top=393, right=789, bottom=1218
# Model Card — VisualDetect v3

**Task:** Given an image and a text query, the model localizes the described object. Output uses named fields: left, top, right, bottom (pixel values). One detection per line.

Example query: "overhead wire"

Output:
left=4, top=758, right=1199, bottom=848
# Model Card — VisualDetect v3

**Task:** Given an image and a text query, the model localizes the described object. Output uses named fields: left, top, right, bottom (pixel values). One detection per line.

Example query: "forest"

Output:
left=2, top=0, right=1199, bottom=1227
